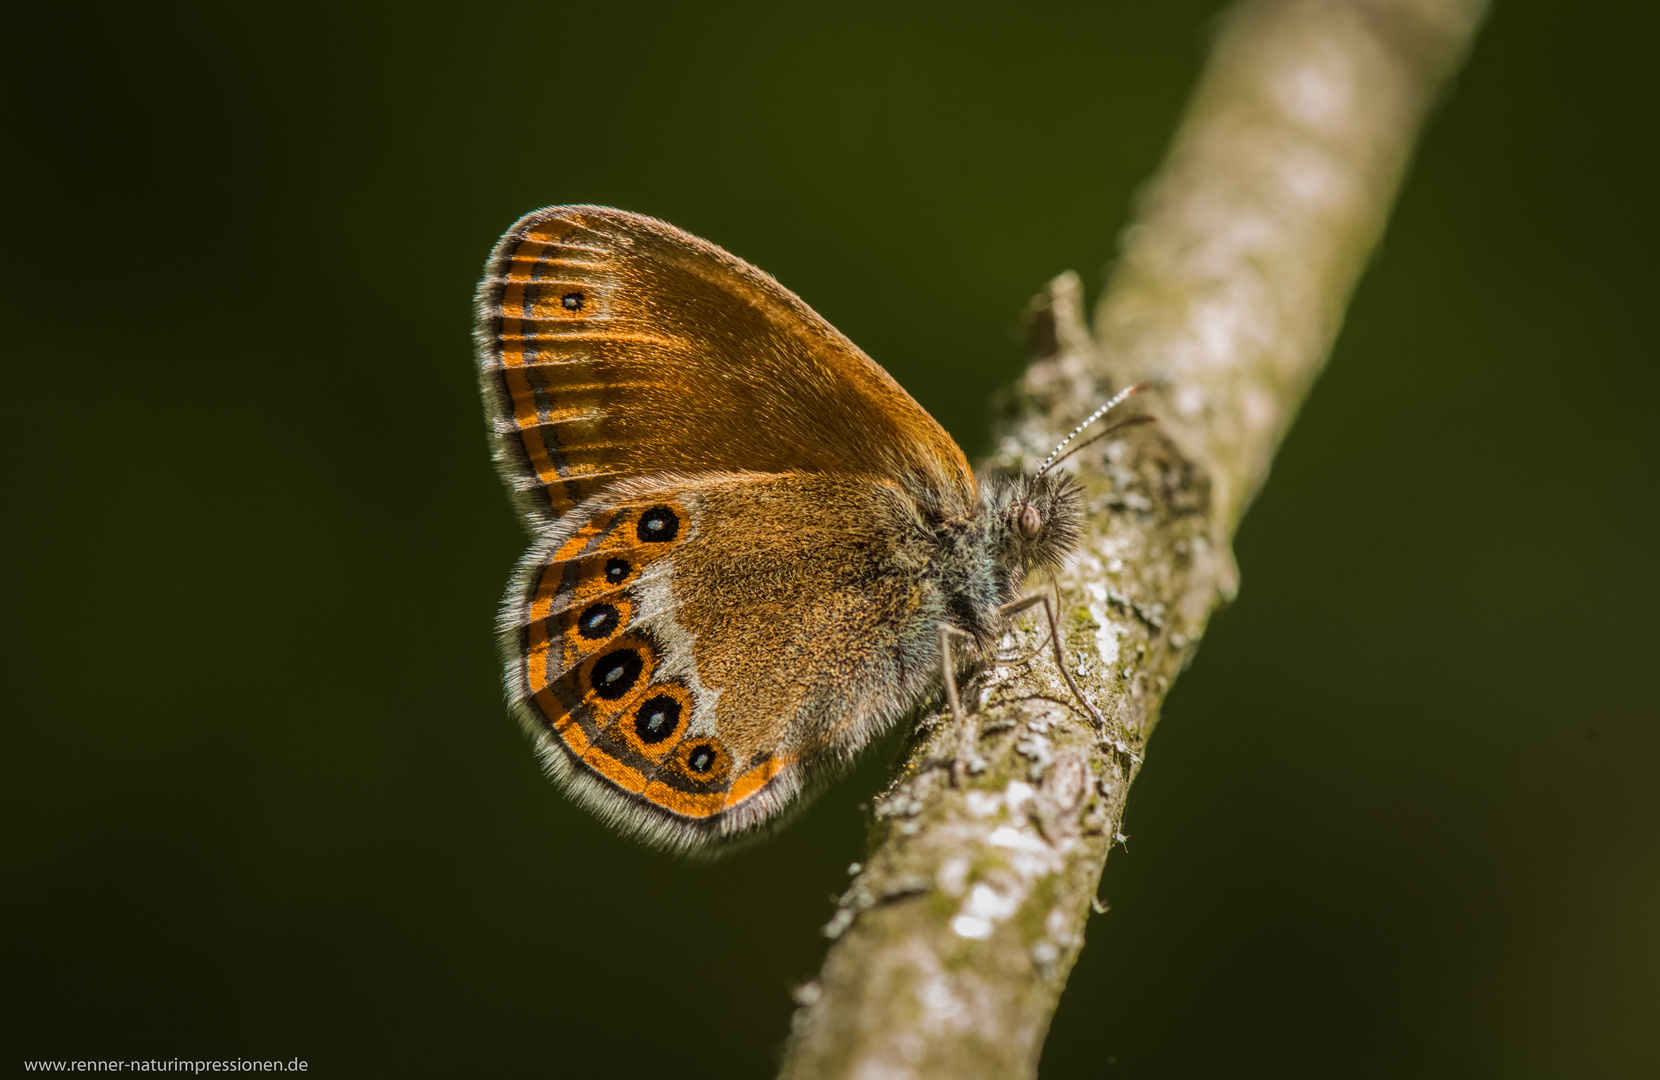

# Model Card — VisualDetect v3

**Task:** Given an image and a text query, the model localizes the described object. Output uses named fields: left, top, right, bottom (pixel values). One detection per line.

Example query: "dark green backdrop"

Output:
left=7, top=1, right=1655, bottom=1076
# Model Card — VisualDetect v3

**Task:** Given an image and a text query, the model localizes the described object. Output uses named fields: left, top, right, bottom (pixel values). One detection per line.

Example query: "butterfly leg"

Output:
left=998, top=580, right=1109, bottom=734
left=938, top=622, right=983, bottom=787
left=994, top=593, right=1053, bottom=674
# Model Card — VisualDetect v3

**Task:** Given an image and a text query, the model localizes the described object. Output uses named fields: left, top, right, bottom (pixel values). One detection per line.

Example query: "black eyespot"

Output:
left=686, top=743, right=717, bottom=774
left=589, top=649, right=643, bottom=700
left=636, top=506, right=680, bottom=543
left=604, top=557, right=631, bottom=585
left=561, top=292, right=584, bottom=311
left=633, top=695, right=682, bottom=744
left=576, top=603, right=620, bottom=640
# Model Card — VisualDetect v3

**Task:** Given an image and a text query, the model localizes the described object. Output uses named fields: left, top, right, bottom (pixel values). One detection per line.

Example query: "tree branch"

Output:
left=778, top=1, right=1487, bottom=1076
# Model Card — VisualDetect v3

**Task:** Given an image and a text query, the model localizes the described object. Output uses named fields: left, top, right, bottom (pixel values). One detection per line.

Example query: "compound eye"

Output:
left=1016, top=502, right=1044, bottom=539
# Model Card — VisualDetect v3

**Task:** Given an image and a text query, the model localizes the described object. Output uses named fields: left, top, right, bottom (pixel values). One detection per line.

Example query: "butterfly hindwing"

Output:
left=500, top=472, right=953, bottom=850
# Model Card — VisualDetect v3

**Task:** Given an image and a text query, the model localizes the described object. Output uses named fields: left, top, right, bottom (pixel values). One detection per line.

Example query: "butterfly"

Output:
left=475, top=205, right=1143, bottom=852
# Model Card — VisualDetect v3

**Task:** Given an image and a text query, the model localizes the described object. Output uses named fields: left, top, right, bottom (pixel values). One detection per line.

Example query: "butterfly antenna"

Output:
left=1033, top=383, right=1151, bottom=479
left=1039, top=416, right=1159, bottom=477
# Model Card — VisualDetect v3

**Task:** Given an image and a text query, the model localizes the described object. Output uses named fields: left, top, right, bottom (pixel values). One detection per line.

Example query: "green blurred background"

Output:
left=6, top=0, right=1655, bottom=1076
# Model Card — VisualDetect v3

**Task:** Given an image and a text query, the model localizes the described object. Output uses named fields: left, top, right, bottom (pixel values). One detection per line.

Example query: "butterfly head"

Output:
left=989, top=382, right=1154, bottom=577
left=985, top=470, right=1085, bottom=576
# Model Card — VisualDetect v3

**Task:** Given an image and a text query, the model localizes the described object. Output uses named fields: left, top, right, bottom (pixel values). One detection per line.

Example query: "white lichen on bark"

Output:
left=779, top=1, right=1489, bottom=1077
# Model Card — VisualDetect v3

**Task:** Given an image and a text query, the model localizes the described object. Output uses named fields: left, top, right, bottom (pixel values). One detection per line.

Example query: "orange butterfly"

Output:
left=476, top=206, right=1137, bottom=851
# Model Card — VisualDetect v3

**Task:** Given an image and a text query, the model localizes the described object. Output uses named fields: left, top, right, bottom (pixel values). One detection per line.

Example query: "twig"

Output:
left=779, top=1, right=1487, bottom=1076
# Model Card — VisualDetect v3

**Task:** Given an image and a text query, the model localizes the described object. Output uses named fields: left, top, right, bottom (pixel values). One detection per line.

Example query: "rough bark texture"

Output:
left=778, top=1, right=1488, bottom=1077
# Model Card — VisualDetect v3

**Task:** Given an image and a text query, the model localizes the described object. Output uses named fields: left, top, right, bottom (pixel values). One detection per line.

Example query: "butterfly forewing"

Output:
left=475, top=206, right=977, bottom=526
